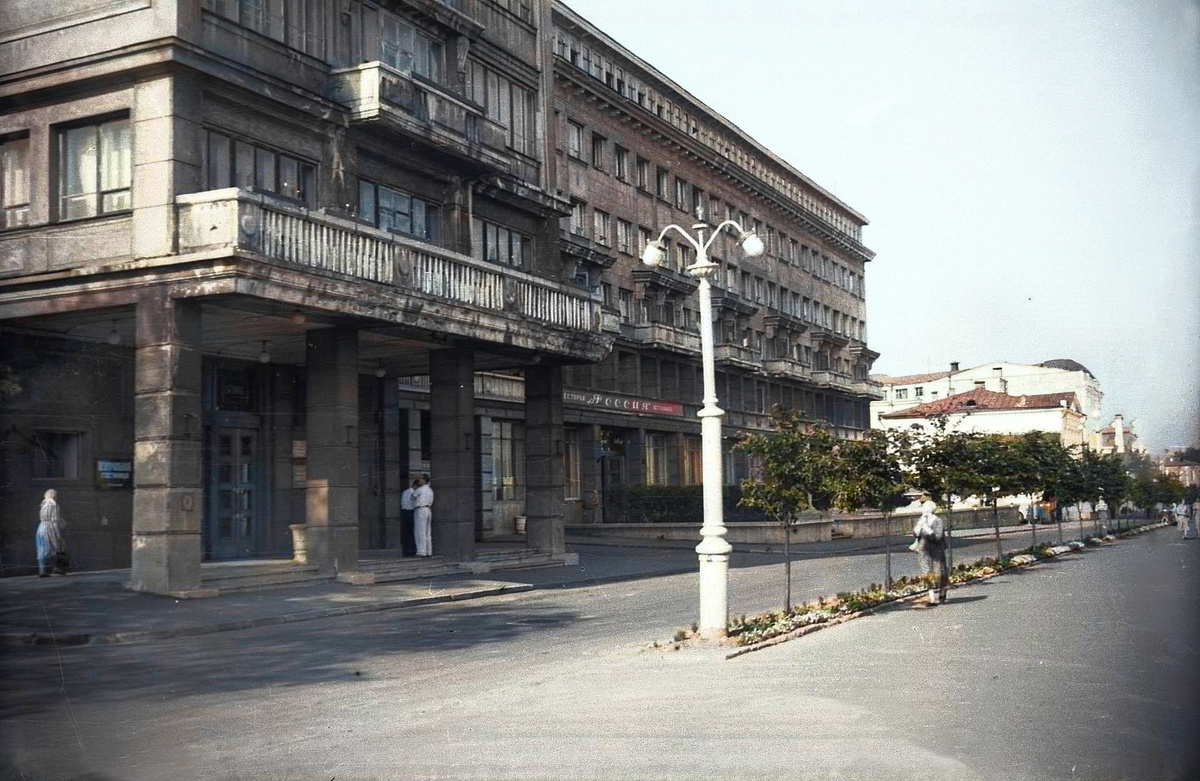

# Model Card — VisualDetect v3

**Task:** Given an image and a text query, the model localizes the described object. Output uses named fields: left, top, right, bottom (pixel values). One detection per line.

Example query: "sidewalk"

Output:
left=0, top=524, right=1065, bottom=647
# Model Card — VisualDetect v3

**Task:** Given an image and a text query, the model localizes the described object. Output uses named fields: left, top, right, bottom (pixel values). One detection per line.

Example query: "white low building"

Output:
left=877, top=387, right=1088, bottom=447
left=870, top=359, right=1103, bottom=428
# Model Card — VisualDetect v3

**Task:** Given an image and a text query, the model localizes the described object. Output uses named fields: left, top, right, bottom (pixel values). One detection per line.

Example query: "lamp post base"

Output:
left=697, top=550, right=730, bottom=639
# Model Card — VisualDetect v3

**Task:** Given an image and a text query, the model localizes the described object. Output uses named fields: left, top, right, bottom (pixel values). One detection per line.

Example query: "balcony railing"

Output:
left=811, top=370, right=855, bottom=392
left=328, top=63, right=538, bottom=183
left=177, top=189, right=598, bottom=334
left=714, top=343, right=760, bottom=370
left=632, top=322, right=700, bottom=354
left=762, top=356, right=810, bottom=379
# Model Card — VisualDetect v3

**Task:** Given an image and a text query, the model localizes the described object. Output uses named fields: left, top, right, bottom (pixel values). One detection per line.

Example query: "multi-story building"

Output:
left=549, top=4, right=879, bottom=522
left=0, top=0, right=878, bottom=586
left=870, top=359, right=1103, bottom=428
left=876, top=387, right=1088, bottom=447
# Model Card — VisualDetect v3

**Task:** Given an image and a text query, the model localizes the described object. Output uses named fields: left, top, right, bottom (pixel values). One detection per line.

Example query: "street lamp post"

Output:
left=642, top=215, right=764, bottom=639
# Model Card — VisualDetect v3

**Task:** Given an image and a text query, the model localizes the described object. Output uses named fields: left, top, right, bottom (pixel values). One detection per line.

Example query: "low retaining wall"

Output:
left=566, top=519, right=833, bottom=545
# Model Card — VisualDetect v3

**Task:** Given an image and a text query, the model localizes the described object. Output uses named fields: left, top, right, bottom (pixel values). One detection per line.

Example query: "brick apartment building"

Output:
left=0, top=0, right=878, bottom=591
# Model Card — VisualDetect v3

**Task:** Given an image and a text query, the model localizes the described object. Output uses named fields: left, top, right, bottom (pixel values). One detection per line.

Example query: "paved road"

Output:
left=2, top=528, right=1195, bottom=780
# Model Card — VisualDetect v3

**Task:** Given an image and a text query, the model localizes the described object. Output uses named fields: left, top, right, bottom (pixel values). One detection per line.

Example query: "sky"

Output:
left=564, top=0, right=1200, bottom=453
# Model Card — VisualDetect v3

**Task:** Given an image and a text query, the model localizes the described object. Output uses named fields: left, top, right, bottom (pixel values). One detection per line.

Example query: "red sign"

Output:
left=564, top=390, right=684, bottom=417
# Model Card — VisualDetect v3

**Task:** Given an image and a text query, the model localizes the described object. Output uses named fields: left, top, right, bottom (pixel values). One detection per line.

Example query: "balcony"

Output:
left=763, top=308, right=807, bottom=338
left=632, top=265, right=699, bottom=297
left=176, top=189, right=602, bottom=342
left=852, top=379, right=885, bottom=399
left=811, top=370, right=856, bottom=393
left=632, top=322, right=700, bottom=355
left=710, top=288, right=758, bottom=316
left=328, top=63, right=538, bottom=184
left=714, top=343, right=760, bottom=371
left=762, top=356, right=810, bottom=380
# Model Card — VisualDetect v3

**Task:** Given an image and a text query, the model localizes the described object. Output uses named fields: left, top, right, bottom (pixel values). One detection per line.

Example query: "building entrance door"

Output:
left=207, top=428, right=260, bottom=560
left=599, top=428, right=627, bottom=524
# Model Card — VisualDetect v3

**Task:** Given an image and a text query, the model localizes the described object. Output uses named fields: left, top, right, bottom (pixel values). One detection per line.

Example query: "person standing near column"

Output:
left=35, top=489, right=68, bottom=577
left=413, top=474, right=434, bottom=557
left=400, top=479, right=417, bottom=557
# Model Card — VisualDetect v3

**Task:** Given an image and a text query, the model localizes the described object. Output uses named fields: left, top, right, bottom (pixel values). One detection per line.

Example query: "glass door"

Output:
left=208, top=428, right=259, bottom=560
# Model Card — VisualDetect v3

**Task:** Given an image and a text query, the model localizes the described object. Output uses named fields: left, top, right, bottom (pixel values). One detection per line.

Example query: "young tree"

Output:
left=738, top=409, right=839, bottom=611
left=833, top=428, right=912, bottom=587
left=907, top=418, right=979, bottom=567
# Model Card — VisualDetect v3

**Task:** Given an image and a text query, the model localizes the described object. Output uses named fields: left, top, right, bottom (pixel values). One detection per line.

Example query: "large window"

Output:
left=593, top=209, right=610, bottom=245
left=206, top=130, right=315, bottom=206
left=563, top=427, right=581, bottom=500
left=681, top=436, right=702, bottom=486
left=616, top=219, right=632, bottom=254
left=203, top=0, right=324, bottom=57
left=382, top=13, right=444, bottom=83
left=614, top=146, right=628, bottom=181
left=492, top=420, right=525, bottom=501
left=0, top=134, right=30, bottom=229
left=468, top=63, right=536, bottom=156
left=566, top=121, right=584, bottom=158
left=472, top=217, right=530, bottom=268
left=59, top=117, right=131, bottom=221
left=358, top=180, right=439, bottom=241
left=31, top=431, right=82, bottom=481
left=645, top=433, right=669, bottom=486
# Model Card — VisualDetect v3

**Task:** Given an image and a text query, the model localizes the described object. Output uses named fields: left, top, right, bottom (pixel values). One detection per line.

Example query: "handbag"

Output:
left=54, top=549, right=70, bottom=572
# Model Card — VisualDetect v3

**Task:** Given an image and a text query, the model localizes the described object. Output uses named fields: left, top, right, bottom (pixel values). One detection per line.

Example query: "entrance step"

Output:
left=200, top=560, right=327, bottom=593
left=357, top=556, right=460, bottom=583
left=470, top=549, right=577, bottom=571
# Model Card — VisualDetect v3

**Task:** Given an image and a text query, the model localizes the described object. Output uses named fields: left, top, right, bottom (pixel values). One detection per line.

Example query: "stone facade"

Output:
left=0, top=0, right=876, bottom=584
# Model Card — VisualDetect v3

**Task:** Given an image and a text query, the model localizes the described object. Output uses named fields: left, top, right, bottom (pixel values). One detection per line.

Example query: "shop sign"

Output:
left=96, top=459, right=133, bottom=490
left=564, top=390, right=683, bottom=417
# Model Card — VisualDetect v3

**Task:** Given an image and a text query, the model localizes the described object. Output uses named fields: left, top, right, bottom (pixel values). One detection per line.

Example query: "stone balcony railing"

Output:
left=852, top=379, right=884, bottom=399
left=177, top=188, right=599, bottom=334
left=762, top=356, right=810, bottom=380
left=811, top=370, right=855, bottom=392
left=631, top=322, right=700, bottom=354
left=328, top=63, right=539, bottom=184
left=714, top=343, right=760, bottom=370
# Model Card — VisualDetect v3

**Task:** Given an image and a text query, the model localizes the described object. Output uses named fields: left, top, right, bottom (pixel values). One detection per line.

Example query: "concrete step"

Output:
left=358, top=556, right=461, bottom=583
left=199, top=562, right=328, bottom=592
left=473, top=550, right=569, bottom=571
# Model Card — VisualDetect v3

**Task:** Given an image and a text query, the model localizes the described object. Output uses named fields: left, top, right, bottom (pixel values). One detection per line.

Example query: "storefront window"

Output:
left=645, top=433, right=668, bottom=486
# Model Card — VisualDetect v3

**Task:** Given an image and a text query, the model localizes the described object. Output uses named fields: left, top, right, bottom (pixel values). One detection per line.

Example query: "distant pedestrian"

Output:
left=1177, top=501, right=1196, bottom=540
left=413, top=474, right=434, bottom=557
left=913, top=499, right=949, bottom=605
left=1017, top=499, right=1031, bottom=525
left=400, top=480, right=417, bottom=557
left=35, top=489, right=68, bottom=577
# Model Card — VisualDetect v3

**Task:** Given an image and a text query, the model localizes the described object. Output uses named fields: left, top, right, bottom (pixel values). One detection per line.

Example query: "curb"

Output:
left=0, top=583, right=534, bottom=648
left=721, top=521, right=1173, bottom=659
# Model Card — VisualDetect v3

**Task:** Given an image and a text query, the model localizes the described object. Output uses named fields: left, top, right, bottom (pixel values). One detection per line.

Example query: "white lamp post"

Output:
left=642, top=215, right=764, bottom=639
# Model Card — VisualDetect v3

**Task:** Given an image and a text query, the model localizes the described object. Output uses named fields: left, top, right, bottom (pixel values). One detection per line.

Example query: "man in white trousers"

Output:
left=413, top=474, right=434, bottom=557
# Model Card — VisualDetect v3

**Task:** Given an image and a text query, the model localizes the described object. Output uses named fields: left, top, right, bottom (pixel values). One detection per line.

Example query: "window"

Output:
left=0, top=134, right=30, bottom=228
left=616, top=219, right=632, bottom=254
left=618, top=289, right=633, bottom=322
left=637, top=226, right=651, bottom=256
left=569, top=200, right=586, bottom=236
left=358, top=180, right=439, bottom=241
left=894, top=388, right=908, bottom=400
left=593, top=209, right=610, bottom=245
left=207, top=130, right=315, bottom=206
left=567, top=121, right=584, bottom=158
left=59, top=117, right=131, bottom=220
left=614, top=146, right=628, bottom=181
left=636, top=157, right=650, bottom=190
left=655, top=167, right=669, bottom=199
left=914, top=386, right=924, bottom=398
left=31, top=431, right=82, bottom=481
left=382, top=13, right=443, bottom=82
left=673, top=177, right=688, bottom=211
left=691, top=185, right=703, bottom=218
left=645, top=433, right=669, bottom=486
left=682, top=436, right=702, bottom=486
left=492, top=419, right=525, bottom=501
left=591, top=133, right=606, bottom=169
left=472, top=217, right=530, bottom=268
left=469, top=63, right=536, bottom=155
left=563, top=427, right=581, bottom=500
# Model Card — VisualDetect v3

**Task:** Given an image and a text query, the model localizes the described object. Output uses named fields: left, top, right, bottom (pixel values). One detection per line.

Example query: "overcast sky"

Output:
left=564, top=0, right=1200, bottom=452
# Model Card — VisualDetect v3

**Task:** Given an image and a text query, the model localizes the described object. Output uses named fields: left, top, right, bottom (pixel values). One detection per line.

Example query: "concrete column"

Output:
left=382, top=379, right=403, bottom=548
left=130, top=294, right=206, bottom=596
left=429, top=348, right=476, bottom=561
left=132, top=75, right=203, bottom=259
left=305, top=328, right=360, bottom=575
left=525, top=365, right=566, bottom=554
left=579, top=424, right=601, bottom=524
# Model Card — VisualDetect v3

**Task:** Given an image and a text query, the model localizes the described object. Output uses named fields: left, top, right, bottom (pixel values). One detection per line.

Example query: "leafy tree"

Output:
left=832, top=428, right=912, bottom=587
left=738, top=409, right=839, bottom=610
left=1178, top=446, right=1200, bottom=465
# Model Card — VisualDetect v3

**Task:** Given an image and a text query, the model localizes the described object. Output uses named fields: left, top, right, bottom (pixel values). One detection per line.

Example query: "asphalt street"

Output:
left=2, top=527, right=1195, bottom=781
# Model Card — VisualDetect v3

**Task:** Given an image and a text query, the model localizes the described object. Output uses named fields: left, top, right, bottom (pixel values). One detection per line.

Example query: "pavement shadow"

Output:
left=0, top=599, right=584, bottom=720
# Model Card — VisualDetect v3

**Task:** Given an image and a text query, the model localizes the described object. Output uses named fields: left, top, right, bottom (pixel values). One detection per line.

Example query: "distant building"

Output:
left=1161, top=453, right=1200, bottom=486
left=1092, top=414, right=1146, bottom=456
left=876, top=387, right=1087, bottom=447
left=870, top=359, right=1102, bottom=428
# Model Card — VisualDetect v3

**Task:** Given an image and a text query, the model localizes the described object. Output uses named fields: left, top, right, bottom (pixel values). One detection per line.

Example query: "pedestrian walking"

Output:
left=35, top=489, right=68, bottom=577
left=400, top=480, right=417, bottom=557
left=913, top=499, right=949, bottom=605
left=1177, top=501, right=1196, bottom=540
left=413, top=474, right=434, bottom=557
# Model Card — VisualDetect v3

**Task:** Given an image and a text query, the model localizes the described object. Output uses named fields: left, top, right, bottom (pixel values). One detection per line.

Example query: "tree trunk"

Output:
left=884, top=511, right=893, bottom=589
left=993, top=498, right=1002, bottom=559
left=783, top=517, right=792, bottom=612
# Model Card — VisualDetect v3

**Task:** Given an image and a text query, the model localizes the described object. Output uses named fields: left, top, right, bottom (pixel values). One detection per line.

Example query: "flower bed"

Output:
left=714, top=522, right=1170, bottom=651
